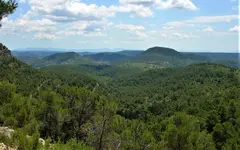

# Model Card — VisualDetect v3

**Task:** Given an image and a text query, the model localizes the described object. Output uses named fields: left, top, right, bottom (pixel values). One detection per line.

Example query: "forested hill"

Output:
left=43, top=52, right=80, bottom=62
left=116, top=50, right=143, bottom=57
left=129, top=47, right=208, bottom=67
left=0, top=43, right=11, bottom=57
left=27, top=52, right=94, bottom=67
left=142, top=46, right=181, bottom=56
left=14, top=47, right=238, bottom=69
left=1, top=43, right=240, bottom=149
left=110, top=63, right=240, bottom=118
left=83, top=52, right=130, bottom=62
left=0, top=44, right=104, bottom=96
left=141, top=47, right=208, bottom=61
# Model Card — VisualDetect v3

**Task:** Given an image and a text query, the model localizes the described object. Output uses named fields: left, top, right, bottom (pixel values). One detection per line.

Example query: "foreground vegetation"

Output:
left=1, top=44, right=240, bottom=149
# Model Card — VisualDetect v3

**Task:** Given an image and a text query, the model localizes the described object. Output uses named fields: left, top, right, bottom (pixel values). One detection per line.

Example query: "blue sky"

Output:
left=0, top=0, right=239, bottom=52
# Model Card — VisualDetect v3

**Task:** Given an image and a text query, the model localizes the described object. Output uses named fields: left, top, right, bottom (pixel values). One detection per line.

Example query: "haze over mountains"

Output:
left=12, top=46, right=239, bottom=69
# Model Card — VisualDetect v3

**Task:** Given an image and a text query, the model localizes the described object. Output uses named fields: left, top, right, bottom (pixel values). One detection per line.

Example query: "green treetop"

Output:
left=0, top=0, right=18, bottom=27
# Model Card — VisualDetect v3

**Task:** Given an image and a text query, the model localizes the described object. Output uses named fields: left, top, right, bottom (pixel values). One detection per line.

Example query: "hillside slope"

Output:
left=12, top=51, right=58, bottom=58
left=110, top=63, right=240, bottom=118
left=132, top=47, right=208, bottom=67
left=116, top=50, right=143, bottom=57
left=0, top=44, right=103, bottom=96
left=28, top=52, right=94, bottom=67
left=84, top=52, right=131, bottom=62
left=1, top=43, right=240, bottom=150
left=43, top=52, right=80, bottom=62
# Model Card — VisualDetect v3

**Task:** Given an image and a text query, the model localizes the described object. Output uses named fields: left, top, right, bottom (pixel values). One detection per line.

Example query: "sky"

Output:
left=0, top=0, right=239, bottom=52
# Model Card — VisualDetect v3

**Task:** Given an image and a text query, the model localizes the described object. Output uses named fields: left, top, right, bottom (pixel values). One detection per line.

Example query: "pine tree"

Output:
left=0, top=0, right=18, bottom=27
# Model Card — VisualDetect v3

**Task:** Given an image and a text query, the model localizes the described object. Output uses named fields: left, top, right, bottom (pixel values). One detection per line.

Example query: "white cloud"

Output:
left=119, top=0, right=198, bottom=10
left=110, top=0, right=198, bottom=18
left=163, top=21, right=194, bottom=29
left=121, top=38, right=146, bottom=43
left=119, top=0, right=156, bottom=6
left=166, top=21, right=185, bottom=27
left=158, top=31, right=199, bottom=39
left=148, top=30, right=157, bottom=34
left=2, top=0, right=201, bottom=41
left=186, top=15, right=239, bottom=23
left=27, top=0, right=197, bottom=21
left=134, top=31, right=149, bottom=38
left=163, top=21, right=186, bottom=29
left=70, top=21, right=107, bottom=32
left=149, top=24, right=156, bottom=27
left=0, top=0, right=202, bottom=44
left=2, top=0, right=154, bottom=40
left=162, top=26, right=175, bottom=30
left=229, top=25, right=239, bottom=32
left=28, top=0, right=116, bottom=22
left=172, top=32, right=198, bottom=39
left=117, top=24, right=145, bottom=31
left=232, top=6, right=239, bottom=11
left=55, top=20, right=111, bottom=37
left=1, top=10, right=111, bottom=38
left=163, top=15, right=239, bottom=30
left=19, top=0, right=26, bottom=3
left=83, top=32, right=106, bottom=37
left=203, top=27, right=214, bottom=32
left=76, top=40, right=99, bottom=44
left=110, top=4, right=154, bottom=17
left=116, top=24, right=149, bottom=40
left=28, top=26, right=57, bottom=32
left=34, top=33, right=57, bottom=40
left=16, top=0, right=198, bottom=23
left=1, top=18, right=56, bottom=34
left=156, top=0, right=198, bottom=10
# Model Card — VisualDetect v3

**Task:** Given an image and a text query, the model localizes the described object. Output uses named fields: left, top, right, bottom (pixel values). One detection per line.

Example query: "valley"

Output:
left=1, top=43, right=240, bottom=150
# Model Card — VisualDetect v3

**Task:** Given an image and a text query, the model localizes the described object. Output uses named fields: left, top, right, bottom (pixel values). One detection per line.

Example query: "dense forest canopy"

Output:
left=1, top=42, right=240, bottom=150
left=14, top=46, right=239, bottom=71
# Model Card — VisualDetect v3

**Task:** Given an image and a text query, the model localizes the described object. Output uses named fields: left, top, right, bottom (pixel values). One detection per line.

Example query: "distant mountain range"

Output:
left=15, top=52, right=93, bottom=68
left=12, top=46, right=239, bottom=68
left=14, top=48, right=128, bottom=52
left=12, top=48, right=143, bottom=59
left=82, top=51, right=143, bottom=62
left=43, top=52, right=80, bottom=61
left=129, top=47, right=209, bottom=67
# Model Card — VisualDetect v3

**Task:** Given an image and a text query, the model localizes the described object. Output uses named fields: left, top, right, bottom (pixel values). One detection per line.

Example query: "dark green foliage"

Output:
left=143, top=46, right=182, bottom=56
left=1, top=46, right=240, bottom=149
left=132, top=46, right=209, bottom=67
left=12, top=51, right=58, bottom=58
left=38, top=91, right=60, bottom=141
left=42, top=63, right=144, bottom=83
left=24, top=52, right=94, bottom=67
left=0, top=55, right=105, bottom=96
left=59, top=86, right=98, bottom=142
left=84, top=52, right=130, bottom=62
left=43, top=52, right=80, bottom=62
left=0, top=81, right=15, bottom=105
left=187, top=52, right=240, bottom=68
left=0, top=0, right=17, bottom=25
left=15, top=47, right=238, bottom=70
left=52, top=139, right=93, bottom=150
left=116, top=50, right=143, bottom=57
